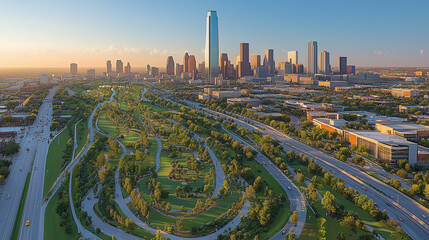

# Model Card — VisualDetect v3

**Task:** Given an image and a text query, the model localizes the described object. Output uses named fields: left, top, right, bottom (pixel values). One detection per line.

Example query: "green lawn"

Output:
left=43, top=129, right=71, bottom=197
left=75, top=119, right=89, bottom=154
left=44, top=183, right=78, bottom=240
left=10, top=173, right=31, bottom=240
left=97, top=111, right=140, bottom=148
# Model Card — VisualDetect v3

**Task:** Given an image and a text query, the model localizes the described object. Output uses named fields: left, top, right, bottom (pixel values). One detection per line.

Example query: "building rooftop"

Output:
left=348, top=130, right=414, bottom=145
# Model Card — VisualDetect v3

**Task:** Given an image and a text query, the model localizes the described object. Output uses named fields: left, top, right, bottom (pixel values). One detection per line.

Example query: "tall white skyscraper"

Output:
left=205, top=10, right=219, bottom=84
left=320, top=51, right=330, bottom=74
left=307, top=41, right=318, bottom=74
left=288, top=51, right=298, bottom=64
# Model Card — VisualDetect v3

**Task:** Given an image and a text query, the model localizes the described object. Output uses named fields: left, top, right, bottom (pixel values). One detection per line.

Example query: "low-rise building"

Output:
left=344, top=130, right=417, bottom=165
left=318, top=81, right=348, bottom=88
left=227, top=97, right=262, bottom=107
left=391, top=88, right=420, bottom=98
left=307, top=111, right=343, bottom=121
left=375, top=122, right=429, bottom=141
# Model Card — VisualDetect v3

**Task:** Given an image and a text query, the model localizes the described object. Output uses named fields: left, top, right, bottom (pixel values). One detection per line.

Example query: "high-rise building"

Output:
left=251, top=55, right=261, bottom=69
left=116, top=60, right=123, bottom=73
left=294, top=64, right=304, bottom=74
left=219, top=53, right=228, bottom=77
left=125, top=62, right=131, bottom=73
left=189, top=55, right=196, bottom=74
left=175, top=63, right=183, bottom=76
left=263, top=49, right=274, bottom=74
left=150, top=67, right=159, bottom=77
left=198, top=62, right=205, bottom=76
left=106, top=60, right=112, bottom=76
left=166, top=56, right=175, bottom=75
left=238, top=43, right=250, bottom=77
left=288, top=51, right=298, bottom=64
left=183, top=52, right=189, bottom=73
left=205, top=10, right=219, bottom=84
left=70, top=63, right=78, bottom=75
left=278, top=62, right=293, bottom=75
left=339, top=57, right=347, bottom=74
left=87, top=69, right=95, bottom=79
left=320, top=51, right=330, bottom=74
left=146, top=64, right=150, bottom=75
left=307, top=41, right=318, bottom=74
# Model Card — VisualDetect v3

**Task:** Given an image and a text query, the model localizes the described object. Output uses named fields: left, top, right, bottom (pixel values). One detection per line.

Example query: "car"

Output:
left=287, top=186, right=292, bottom=190
left=361, top=186, right=367, bottom=191
left=422, top=214, right=427, bottom=219
left=25, top=220, right=30, bottom=226
left=282, top=230, right=286, bottom=234
left=19, top=167, right=22, bottom=171
left=397, top=217, right=404, bottom=222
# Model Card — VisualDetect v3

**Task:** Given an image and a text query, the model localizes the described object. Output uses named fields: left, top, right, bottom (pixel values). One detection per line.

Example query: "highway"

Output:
left=199, top=105, right=429, bottom=240
left=0, top=87, right=56, bottom=240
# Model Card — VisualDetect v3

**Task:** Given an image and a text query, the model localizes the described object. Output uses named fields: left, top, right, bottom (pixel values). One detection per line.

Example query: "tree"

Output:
left=253, top=176, right=262, bottom=192
left=321, top=191, right=337, bottom=215
left=155, top=230, right=162, bottom=240
left=245, top=185, right=255, bottom=201
left=336, top=232, right=345, bottom=240
left=290, top=210, right=298, bottom=224
left=340, top=215, right=356, bottom=231
left=285, top=232, right=297, bottom=240
left=396, top=169, right=408, bottom=179
left=388, top=179, right=401, bottom=189
left=297, top=173, right=305, bottom=184
left=166, top=202, right=171, bottom=211
left=0, top=141, right=20, bottom=156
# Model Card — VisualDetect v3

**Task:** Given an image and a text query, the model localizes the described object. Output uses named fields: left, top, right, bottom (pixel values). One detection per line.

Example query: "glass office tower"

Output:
left=205, top=10, right=219, bottom=84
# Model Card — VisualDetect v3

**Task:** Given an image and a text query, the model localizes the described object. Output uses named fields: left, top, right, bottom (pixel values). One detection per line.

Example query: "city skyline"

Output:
left=0, top=0, right=428, bottom=68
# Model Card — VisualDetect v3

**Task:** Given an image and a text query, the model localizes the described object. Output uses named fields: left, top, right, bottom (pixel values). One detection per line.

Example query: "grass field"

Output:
left=44, top=182, right=78, bottom=240
left=43, top=129, right=71, bottom=197
left=97, top=111, right=140, bottom=147
left=10, top=173, right=31, bottom=240
left=75, top=119, right=89, bottom=154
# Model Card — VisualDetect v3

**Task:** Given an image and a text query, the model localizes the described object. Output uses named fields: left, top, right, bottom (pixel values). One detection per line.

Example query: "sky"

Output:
left=0, top=0, right=428, bottom=69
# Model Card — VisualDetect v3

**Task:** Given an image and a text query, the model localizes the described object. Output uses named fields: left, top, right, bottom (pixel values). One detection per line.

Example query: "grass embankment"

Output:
left=43, top=129, right=71, bottom=197
left=290, top=162, right=393, bottom=240
left=10, top=173, right=31, bottom=240
left=44, top=182, right=78, bottom=240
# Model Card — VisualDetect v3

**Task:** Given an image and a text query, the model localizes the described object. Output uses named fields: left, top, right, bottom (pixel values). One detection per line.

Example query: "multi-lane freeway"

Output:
left=0, top=87, right=57, bottom=240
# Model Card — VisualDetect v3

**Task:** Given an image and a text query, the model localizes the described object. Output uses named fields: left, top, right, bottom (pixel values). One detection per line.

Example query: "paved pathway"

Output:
left=204, top=141, right=226, bottom=197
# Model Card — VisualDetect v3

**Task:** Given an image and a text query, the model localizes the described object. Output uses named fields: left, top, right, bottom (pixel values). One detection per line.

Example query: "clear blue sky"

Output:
left=0, top=0, right=428, bottom=68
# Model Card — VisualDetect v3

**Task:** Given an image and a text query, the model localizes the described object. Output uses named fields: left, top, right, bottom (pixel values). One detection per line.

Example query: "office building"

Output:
left=339, top=57, right=347, bottom=74
left=106, top=60, right=112, bottom=76
left=307, top=41, right=318, bottom=74
left=189, top=55, right=196, bottom=75
left=175, top=63, right=183, bottom=76
left=166, top=56, right=175, bottom=75
left=278, top=62, right=293, bottom=75
left=146, top=64, right=150, bottom=75
left=251, top=55, right=261, bottom=69
left=198, top=62, right=205, bottom=76
left=125, top=62, right=131, bottom=73
left=320, top=51, right=330, bottom=74
left=264, top=49, right=274, bottom=74
left=347, top=65, right=356, bottom=75
left=183, top=52, right=189, bottom=73
left=294, top=64, right=304, bottom=74
left=205, top=10, right=219, bottom=84
left=70, top=63, right=78, bottom=75
left=391, top=88, right=420, bottom=98
left=150, top=67, right=159, bottom=77
left=288, top=51, right=298, bottom=64
left=116, top=60, right=123, bottom=73
left=87, top=69, right=95, bottom=79
left=376, top=122, right=429, bottom=141
left=219, top=53, right=229, bottom=77
left=238, top=43, right=251, bottom=77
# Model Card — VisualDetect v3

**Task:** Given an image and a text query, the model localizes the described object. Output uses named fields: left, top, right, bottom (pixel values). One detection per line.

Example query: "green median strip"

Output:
left=10, top=172, right=31, bottom=240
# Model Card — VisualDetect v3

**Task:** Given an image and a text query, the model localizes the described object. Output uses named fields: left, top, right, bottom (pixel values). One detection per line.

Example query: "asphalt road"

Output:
left=11, top=87, right=56, bottom=240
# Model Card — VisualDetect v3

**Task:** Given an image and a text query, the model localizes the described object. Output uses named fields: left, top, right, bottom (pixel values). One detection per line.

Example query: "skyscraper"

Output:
left=307, top=41, right=318, bottom=74
left=183, top=52, right=189, bottom=73
left=320, top=51, right=330, bottom=74
left=263, top=49, right=274, bottom=74
left=288, top=51, right=298, bottom=64
left=205, top=10, right=219, bottom=84
left=106, top=60, right=112, bottom=76
left=87, top=69, right=95, bottom=79
left=166, top=56, right=175, bottom=75
left=70, top=63, right=78, bottom=75
left=125, top=62, right=131, bottom=73
left=146, top=64, right=150, bottom=75
left=339, top=57, right=347, bottom=74
left=251, top=55, right=261, bottom=69
left=198, top=62, right=205, bottom=76
left=116, top=60, right=123, bottom=73
left=219, top=53, right=229, bottom=77
left=175, top=63, right=183, bottom=76
left=189, top=55, right=196, bottom=74
left=238, top=43, right=250, bottom=77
